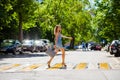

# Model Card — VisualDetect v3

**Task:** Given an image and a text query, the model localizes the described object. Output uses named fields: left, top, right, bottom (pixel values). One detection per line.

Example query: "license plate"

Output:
left=113, top=50, right=117, bottom=53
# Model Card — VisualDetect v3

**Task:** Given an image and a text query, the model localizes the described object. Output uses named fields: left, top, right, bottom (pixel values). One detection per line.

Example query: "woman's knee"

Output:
left=61, top=48, right=65, bottom=52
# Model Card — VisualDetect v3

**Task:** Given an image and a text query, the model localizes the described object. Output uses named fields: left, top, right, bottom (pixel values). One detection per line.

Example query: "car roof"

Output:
left=111, top=40, right=120, bottom=44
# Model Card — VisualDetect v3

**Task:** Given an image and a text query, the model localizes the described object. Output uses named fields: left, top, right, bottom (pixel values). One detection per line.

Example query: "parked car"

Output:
left=95, top=44, right=102, bottom=50
left=64, top=45, right=70, bottom=51
left=41, top=39, right=50, bottom=46
left=34, top=40, right=47, bottom=52
left=109, top=40, right=120, bottom=57
left=74, top=45, right=82, bottom=49
left=87, top=42, right=95, bottom=50
left=90, top=43, right=102, bottom=51
left=21, top=40, right=35, bottom=53
left=104, top=43, right=110, bottom=52
left=0, top=39, right=22, bottom=55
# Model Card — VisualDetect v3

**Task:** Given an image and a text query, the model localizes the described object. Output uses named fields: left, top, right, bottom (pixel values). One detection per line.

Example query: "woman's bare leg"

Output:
left=47, top=49, right=58, bottom=68
left=60, top=48, right=66, bottom=67
left=47, top=57, right=54, bottom=68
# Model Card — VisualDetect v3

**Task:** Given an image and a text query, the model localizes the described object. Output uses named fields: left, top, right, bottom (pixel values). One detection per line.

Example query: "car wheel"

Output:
left=12, top=49, right=16, bottom=55
left=19, top=51, right=23, bottom=54
left=31, top=50, right=34, bottom=53
left=110, top=52, right=113, bottom=55
left=114, top=53, right=119, bottom=57
left=40, top=50, right=42, bottom=52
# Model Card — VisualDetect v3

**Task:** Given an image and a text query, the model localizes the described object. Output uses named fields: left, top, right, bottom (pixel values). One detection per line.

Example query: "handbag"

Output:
left=45, top=46, right=56, bottom=57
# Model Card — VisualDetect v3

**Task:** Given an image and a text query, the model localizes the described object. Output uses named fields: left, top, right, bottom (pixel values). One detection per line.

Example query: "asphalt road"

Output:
left=0, top=50, right=120, bottom=80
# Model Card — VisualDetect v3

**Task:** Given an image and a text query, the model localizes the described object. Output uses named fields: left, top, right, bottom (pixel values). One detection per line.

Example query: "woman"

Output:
left=47, top=25, right=72, bottom=68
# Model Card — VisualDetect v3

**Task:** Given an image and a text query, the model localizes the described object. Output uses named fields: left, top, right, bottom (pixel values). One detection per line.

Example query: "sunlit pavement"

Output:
left=0, top=50, right=120, bottom=80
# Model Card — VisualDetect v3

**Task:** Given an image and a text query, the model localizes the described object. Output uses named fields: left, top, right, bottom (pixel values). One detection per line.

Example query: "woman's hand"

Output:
left=69, top=37, right=73, bottom=40
left=54, top=45, right=56, bottom=48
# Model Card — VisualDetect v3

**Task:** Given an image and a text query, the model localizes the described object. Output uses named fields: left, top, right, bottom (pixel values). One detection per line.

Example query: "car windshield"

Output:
left=118, top=40, right=120, bottom=44
left=1, top=40, right=14, bottom=47
left=34, top=40, right=43, bottom=45
left=112, top=40, right=119, bottom=44
left=22, top=40, right=33, bottom=45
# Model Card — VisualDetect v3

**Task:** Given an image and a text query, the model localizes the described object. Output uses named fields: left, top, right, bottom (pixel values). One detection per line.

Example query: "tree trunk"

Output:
left=18, top=13, right=23, bottom=42
left=70, top=36, right=75, bottom=49
left=70, top=30, right=75, bottom=49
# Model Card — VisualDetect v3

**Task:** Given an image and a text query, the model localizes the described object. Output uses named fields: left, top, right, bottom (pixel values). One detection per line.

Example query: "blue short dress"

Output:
left=56, top=34, right=63, bottom=49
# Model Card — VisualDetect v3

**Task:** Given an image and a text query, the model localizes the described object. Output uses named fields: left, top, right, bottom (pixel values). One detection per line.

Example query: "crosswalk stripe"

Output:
left=20, top=64, right=41, bottom=71
left=99, top=63, right=110, bottom=70
left=0, top=62, right=112, bottom=72
left=75, top=63, right=87, bottom=70
left=48, top=63, right=64, bottom=70
left=0, top=64, right=20, bottom=71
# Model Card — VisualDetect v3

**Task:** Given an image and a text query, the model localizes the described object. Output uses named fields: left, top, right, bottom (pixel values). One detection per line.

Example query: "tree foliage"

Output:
left=0, top=0, right=38, bottom=41
left=94, top=0, right=120, bottom=42
left=0, top=0, right=18, bottom=39
left=37, top=0, right=92, bottom=47
left=2, top=0, right=117, bottom=48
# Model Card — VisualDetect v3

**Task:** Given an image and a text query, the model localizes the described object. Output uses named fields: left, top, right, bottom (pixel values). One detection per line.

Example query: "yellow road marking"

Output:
left=99, top=63, right=110, bottom=70
left=0, top=64, right=20, bottom=71
left=48, top=63, right=63, bottom=70
left=21, top=64, right=41, bottom=71
left=75, top=63, right=87, bottom=70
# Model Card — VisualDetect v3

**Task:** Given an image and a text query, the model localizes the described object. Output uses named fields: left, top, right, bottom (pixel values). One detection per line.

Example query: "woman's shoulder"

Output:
left=55, top=33, right=59, bottom=36
left=55, top=32, right=62, bottom=36
left=56, top=32, right=61, bottom=35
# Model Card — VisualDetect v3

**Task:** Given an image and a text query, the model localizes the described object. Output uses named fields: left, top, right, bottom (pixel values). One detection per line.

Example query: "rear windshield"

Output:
left=22, top=40, right=33, bottom=45
left=1, top=40, right=14, bottom=46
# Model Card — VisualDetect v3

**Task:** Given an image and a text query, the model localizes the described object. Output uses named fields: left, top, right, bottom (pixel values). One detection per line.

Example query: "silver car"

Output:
left=34, top=40, right=47, bottom=52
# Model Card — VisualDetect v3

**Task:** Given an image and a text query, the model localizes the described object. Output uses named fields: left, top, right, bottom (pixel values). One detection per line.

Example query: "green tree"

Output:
left=0, top=0, right=18, bottom=39
left=0, top=0, right=95, bottom=49
left=37, top=0, right=92, bottom=48
left=94, top=0, right=120, bottom=42
left=13, top=0, right=39, bottom=42
left=0, top=0, right=39, bottom=41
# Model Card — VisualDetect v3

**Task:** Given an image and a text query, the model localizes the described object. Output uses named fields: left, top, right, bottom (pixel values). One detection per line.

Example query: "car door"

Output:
left=15, top=40, right=22, bottom=52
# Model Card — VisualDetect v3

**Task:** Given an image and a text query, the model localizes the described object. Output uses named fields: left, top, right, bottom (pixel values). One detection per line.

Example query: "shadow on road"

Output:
left=106, top=55, right=115, bottom=58
left=0, top=52, right=48, bottom=59
left=0, top=52, right=62, bottom=59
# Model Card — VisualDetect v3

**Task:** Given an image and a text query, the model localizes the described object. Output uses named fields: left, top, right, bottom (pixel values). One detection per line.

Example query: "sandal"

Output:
left=62, top=63, right=67, bottom=67
left=47, top=61, right=51, bottom=68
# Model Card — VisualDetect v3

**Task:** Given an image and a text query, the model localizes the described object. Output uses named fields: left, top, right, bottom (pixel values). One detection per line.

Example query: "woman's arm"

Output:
left=61, top=34, right=72, bottom=40
left=55, top=33, right=59, bottom=45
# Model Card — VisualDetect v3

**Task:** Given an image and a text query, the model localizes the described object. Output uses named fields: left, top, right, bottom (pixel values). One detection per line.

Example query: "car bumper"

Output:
left=0, top=49, right=13, bottom=53
left=110, top=49, right=117, bottom=54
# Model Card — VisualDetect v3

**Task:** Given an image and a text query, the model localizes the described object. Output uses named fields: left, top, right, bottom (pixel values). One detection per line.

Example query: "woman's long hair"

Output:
left=54, top=25, right=61, bottom=35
